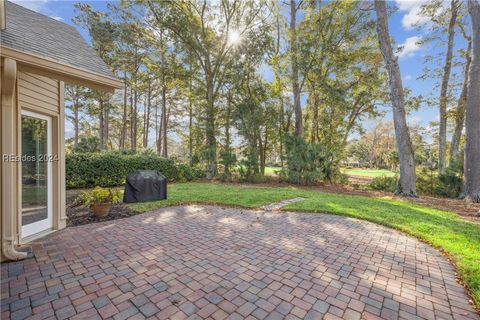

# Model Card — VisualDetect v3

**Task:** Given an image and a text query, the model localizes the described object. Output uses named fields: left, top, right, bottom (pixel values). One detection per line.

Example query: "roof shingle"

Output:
left=0, top=1, right=116, bottom=79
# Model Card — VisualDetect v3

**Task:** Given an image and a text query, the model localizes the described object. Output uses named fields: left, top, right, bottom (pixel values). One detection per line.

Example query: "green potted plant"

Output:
left=74, top=187, right=123, bottom=217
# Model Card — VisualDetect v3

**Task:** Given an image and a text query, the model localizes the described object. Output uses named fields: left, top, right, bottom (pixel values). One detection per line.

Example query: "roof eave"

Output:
left=1, top=46, right=123, bottom=92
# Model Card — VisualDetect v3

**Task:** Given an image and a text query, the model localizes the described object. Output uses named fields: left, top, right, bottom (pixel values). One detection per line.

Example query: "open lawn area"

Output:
left=128, top=182, right=480, bottom=307
left=233, top=165, right=281, bottom=176
left=342, top=168, right=397, bottom=177
left=264, top=166, right=281, bottom=175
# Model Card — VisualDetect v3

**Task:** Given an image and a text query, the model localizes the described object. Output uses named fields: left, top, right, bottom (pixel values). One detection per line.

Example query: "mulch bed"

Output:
left=66, top=204, right=138, bottom=227
left=66, top=190, right=138, bottom=227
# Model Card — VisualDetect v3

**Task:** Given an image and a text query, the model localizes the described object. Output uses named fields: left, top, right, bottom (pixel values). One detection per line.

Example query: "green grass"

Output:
left=342, top=168, right=396, bottom=177
left=233, top=165, right=281, bottom=176
left=128, top=183, right=296, bottom=211
left=264, top=166, right=281, bottom=175
left=128, top=182, right=480, bottom=306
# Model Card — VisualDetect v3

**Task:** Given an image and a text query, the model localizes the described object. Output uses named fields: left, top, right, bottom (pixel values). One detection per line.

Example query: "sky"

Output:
left=10, top=0, right=469, bottom=142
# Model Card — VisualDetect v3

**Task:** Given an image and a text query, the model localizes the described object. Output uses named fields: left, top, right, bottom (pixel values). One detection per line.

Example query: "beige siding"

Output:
left=18, top=71, right=59, bottom=114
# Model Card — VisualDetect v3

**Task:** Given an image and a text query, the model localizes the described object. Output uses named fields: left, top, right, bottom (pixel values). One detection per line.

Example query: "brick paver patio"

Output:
left=1, top=205, right=478, bottom=320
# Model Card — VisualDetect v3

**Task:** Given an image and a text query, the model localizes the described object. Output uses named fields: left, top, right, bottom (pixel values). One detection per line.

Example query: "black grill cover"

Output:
left=123, top=170, right=167, bottom=203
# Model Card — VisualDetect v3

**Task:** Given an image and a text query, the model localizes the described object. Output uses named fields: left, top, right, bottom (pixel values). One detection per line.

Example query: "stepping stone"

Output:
left=260, top=197, right=305, bottom=211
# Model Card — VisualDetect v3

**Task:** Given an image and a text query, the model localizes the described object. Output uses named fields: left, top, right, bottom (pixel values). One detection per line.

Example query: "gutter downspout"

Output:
left=1, top=57, right=28, bottom=261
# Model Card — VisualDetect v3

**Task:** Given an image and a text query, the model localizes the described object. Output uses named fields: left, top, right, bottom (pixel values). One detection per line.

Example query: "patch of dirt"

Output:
left=347, top=175, right=375, bottom=185
left=407, top=196, right=480, bottom=221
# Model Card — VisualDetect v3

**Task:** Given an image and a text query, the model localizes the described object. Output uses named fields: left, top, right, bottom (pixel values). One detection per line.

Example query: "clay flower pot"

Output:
left=91, top=203, right=112, bottom=217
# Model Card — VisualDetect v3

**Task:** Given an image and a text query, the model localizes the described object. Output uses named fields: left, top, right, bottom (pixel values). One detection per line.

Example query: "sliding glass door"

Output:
left=21, top=111, right=53, bottom=238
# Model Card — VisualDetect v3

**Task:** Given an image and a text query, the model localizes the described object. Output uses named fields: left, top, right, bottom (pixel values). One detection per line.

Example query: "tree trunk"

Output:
left=438, top=0, right=458, bottom=172
left=262, top=128, right=268, bottom=174
left=143, top=81, right=151, bottom=148
left=104, top=107, right=109, bottom=149
left=311, top=92, right=319, bottom=144
left=161, top=84, right=167, bottom=158
left=224, top=96, right=231, bottom=175
left=205, top=73, right=216, bottom=179
left=132, top=89, right=138, bottom=151
left=143, top=97, right=147, bottom=148
left=189, top=99, right=193, bottom=162
left=461, top=0, right=480, bottom=202
left=155, top=98, right=159, bottom=150
left=188, top=64, right=194, bottom=162
left=73, top=94, right=79, bottom=146
left=259, top=134, right=265, bottom=175
left=290, top=0, right=303, bottom=138
left=120, top=77, right=128, bottom=150
left=450, top=37, right=472, bottom=161
left=279, top=96, right=285, bottom=167
left=129, top=85, right=134, bottom=150
left=375, top=0, right=417, bottom=196
left=157, top=102, right=163, bottom=155
left=99, top=98, right=105, bottom=152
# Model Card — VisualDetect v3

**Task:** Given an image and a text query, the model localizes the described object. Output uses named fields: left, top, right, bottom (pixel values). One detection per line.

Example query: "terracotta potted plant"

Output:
left=91, top=202, right=112, bottom=217
left=74, top=187, right=122, bottom=218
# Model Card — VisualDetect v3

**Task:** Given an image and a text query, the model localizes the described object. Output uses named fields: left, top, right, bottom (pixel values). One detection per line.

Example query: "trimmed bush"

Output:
left=367, top=175, right=398, bottom=193
left=66, top=152, right=202, bottom=189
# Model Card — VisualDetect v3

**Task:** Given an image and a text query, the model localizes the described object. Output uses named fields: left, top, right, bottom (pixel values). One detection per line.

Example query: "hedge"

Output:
left=66, top=152, right=204, bottom=189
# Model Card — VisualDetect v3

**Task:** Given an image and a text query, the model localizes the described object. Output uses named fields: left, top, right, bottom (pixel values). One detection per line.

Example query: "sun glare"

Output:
left=228, top=30, right=241, bottom=45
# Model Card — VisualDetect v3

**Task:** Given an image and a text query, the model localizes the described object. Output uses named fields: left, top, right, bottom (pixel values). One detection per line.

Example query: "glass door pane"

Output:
left=21, top=112, right=52, bottom=237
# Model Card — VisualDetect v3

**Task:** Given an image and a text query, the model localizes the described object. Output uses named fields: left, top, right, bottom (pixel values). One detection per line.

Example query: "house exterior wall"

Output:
left=18, top=71, right=60, bottom=113
left=17, top=69, right=67, bottom=237
left=1, top=58, right=66, bottom=262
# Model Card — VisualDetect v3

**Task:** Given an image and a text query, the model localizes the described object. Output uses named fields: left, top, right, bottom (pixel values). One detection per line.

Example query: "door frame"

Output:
left=20, top=110, right=53, bottom=238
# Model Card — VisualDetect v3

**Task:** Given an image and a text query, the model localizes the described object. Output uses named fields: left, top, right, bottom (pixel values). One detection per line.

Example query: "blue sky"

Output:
left=11, top=0, right=469, bottom=140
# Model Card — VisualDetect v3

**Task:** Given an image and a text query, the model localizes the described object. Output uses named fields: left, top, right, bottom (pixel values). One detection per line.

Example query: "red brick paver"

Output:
left=1, top=205, right=478, bottom=319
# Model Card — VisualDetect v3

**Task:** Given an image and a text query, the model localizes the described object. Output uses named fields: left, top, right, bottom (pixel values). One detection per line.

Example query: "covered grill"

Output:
left=123, top=170, right=167, bottom=203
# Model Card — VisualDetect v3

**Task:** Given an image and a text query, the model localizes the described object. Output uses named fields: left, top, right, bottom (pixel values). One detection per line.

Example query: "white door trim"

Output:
left=21, top=110, right=53, bottom=238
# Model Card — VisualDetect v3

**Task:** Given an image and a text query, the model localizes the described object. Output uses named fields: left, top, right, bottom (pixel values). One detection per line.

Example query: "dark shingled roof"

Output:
left=0, top=1, right=116, bottom=79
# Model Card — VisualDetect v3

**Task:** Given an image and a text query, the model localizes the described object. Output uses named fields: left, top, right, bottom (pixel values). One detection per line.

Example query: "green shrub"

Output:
left=238, top=155, right=260, bottom=182
left=417, top=161, right=463, bottom=198
left=175, top=163, right=205, bottom=182
left=220, top=149, right=237, bottom=175
left=66, top=152, right=203, bottom=189
left=367, top=175, right=398, bottom=192
left=368, top=164, right=463, bottom=198
left=71, top=137, right=100, bottom=153
left=282, top=135, right=340, bottom=185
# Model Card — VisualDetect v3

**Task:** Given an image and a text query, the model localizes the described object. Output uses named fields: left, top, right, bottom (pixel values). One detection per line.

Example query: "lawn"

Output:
left=264, top=166, right=281, bottom=175
left=233, top=165, right=281, bottom=176
left=342, top=168, right=396, bottom=177
left=128, top=182, right=480, bottom=307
